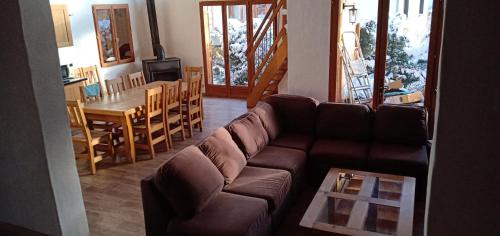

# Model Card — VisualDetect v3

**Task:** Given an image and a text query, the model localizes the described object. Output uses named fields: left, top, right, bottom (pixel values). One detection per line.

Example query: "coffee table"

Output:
left=300, top=169, right=415, bottom=236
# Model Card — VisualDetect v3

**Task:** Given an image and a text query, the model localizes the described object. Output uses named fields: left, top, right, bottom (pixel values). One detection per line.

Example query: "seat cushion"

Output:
left=270, top=133, right=314, bottom=151
left=198, top=128, right=247, bottom=185
left=368, top=142, right=429, bottom=178
left=251, top=102, right=280, bottom=140
left=316, top=102, right=372, bottom=141
left=154, top=146, right=224, bottom=219
left=374, top=104, right=428, bottom=145
left=227, top=112, right=269, bottom=158
left=247, top=146, right=306, bottom=180
left=223, top=166, right=292, bottom=213
left=265, top=94, right=319, bottom=136
left=168, top=192, right=271, bottom=236
left=309, top=139, right=369, bottom=169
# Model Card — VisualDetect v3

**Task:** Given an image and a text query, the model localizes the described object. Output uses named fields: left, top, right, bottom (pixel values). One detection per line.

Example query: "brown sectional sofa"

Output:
left=141, top=94, right=430, bottom=236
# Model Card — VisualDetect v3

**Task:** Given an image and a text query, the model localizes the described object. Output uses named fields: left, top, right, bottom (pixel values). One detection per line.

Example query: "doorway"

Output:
left=200, top=0, right=274, bottom=98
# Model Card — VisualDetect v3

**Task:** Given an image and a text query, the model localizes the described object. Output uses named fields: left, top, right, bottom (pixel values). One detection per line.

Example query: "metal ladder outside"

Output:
left=338, top=31, right=373, bottom=104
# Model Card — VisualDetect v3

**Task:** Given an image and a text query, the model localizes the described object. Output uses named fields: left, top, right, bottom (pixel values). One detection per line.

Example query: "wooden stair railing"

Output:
left=247, top=0, right=288, bottom=108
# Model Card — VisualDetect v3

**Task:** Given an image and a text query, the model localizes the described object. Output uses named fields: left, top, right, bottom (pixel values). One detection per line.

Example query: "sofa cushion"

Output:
left=270, top=133, right=314, bottom=152
left=310, top=139, right=369, bottom=169
left=223, top=166, right=292, bottom=213
left=154, top=146, right=224, bottom=219
left=198, top=128, right=247, bottom=185
left=368, top=142, right=428, bottom=178
left=247, top=146, right=306, bottom=180
left=374, top=104, right=428, bottom=145
left=227, top=112, right=269, bottom=158
left=168, top=192, right=271, bottom=236
left=252, top=102, right=280, bottom=140
left=265, top=94, right=319, bottom=136
left=316, top=103, right=372, bottom=141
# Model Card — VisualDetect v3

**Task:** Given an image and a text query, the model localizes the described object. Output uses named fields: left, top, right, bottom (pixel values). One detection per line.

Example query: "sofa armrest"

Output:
left=141, top=175, right=172, bottom=236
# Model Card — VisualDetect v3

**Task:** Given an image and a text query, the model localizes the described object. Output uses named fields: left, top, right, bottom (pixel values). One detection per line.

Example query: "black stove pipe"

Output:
left=146, top=0, right=165, bottom=60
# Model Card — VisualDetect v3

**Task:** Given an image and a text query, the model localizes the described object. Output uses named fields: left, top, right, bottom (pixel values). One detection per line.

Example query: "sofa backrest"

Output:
left=374, top=104, right=428, bottom=145
left=316, top=103, right=372, bottom=141
left=251, top=102, right=281, bottom=140
left=226, top=112, right=269, bottom=158
left=153, top=146, right=225, bottom=219
left=198, top=128, right=247, bottom=185
left=264, top=94, right=319, bottom=136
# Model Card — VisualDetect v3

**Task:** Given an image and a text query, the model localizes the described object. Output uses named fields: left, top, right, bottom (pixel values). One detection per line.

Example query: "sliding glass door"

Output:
left=202, top=5, right=226, bottom=88
left=200, top=0, right=274, bottom=98
left=383, top=0, right=434, bottom=105
left=330, top=0, right=443, bottom=133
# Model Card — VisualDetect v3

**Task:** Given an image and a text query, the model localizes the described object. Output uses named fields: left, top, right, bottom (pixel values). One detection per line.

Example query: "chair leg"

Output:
left=164, top=117, right=173, bottom=149
left=198, top=112, right=203, bottom=132
left=146, top=132, right=155, bottom=159
left=88, top=145, right=97, bottom=175
left=108, top=133, right=116, bottom=162
left=186, top=112, right=193, bottom=138
left=180, top=119, right=186, bottom=141
left=201, top=97, right=204, bottom=120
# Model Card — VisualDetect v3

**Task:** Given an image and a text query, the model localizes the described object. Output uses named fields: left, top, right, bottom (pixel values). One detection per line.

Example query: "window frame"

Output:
left=92, top=4, right=135, bottom=68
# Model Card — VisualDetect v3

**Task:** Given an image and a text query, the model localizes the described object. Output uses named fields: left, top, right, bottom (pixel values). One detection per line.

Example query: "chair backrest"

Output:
left=66, top=100, right=91, bottom=142
left=164, top=81, right=182, bottom=110
left=77, top=66, right=102, bottom=85
left=128, top=72, right=146, bottom=89
left=184, top=66, right=203, bottom=81
left=105, top=76, right=127, bottom=95
left=145, top=86, right=165, bottom=120
left=79, top=83, right=103, bottom=102
left=187, top=74, right=202, bottom=103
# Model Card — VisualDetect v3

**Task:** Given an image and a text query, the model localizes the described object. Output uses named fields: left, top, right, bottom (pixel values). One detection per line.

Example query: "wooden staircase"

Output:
left=246, top=0, right=288, bottom=108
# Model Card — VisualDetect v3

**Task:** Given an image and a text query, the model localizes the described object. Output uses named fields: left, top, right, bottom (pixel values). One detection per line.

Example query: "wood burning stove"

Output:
left=142, top=0, right=182, bottom=83
left=142, top=58, right=182, bottom=82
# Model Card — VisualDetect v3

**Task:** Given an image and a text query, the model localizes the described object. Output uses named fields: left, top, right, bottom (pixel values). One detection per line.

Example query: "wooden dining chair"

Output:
left=163, top=81, right=186, bottom=148
left=182, top=74, right=203, bottom=138
left=184, top=66, right=204, bottom=120
left=79, top=82, right=121, bottom=142
left=75, top=65, right=105, bottom=90
left=131, top=86, right=169, bottom=159
left=66, top=100, right=114, bottom=175
left=127, top=72, right=146, bottom=89
left=105, top=76, right=127, bottom=95
left=184, top=66, right=203, bottom=81
left=79, top=83, right=103, bottom=102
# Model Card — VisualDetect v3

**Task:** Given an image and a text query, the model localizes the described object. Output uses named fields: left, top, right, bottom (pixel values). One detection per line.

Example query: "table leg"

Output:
left=121, top=114, right=136, bottom=163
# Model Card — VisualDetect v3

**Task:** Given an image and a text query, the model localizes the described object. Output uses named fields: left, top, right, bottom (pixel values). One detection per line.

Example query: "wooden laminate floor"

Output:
left=78, top=97, right=425, bottom=236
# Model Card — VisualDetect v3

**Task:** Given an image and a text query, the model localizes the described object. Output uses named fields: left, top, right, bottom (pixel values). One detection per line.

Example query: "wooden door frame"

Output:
left=424, top=0, right=444, bottom=137
left=199, top=0, right=274, bottom=98
left=328, top=0, right=444, bottom=135
left=372, top=0, right=390, bottom=107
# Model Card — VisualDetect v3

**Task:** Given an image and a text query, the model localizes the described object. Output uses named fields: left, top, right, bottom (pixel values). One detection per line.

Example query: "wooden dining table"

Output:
left=82, top=81, right=187, bottom=163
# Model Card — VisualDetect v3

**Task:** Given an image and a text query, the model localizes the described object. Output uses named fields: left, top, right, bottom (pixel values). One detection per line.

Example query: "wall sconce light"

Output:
left=343, top=3, right=358, bottom=24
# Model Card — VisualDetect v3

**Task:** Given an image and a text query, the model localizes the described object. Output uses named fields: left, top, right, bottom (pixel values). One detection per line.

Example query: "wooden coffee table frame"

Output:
left=300, top=169, right=415, bottom=236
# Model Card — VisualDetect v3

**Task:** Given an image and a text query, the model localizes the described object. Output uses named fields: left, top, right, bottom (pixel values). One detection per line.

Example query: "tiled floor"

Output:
left=78, top=97, right=425, bottom=236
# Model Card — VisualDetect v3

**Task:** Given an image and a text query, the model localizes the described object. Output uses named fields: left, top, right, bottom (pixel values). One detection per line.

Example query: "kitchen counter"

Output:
left=63, top=78, right=87, bottom=101
left=63, top=77, right=87, bottom=86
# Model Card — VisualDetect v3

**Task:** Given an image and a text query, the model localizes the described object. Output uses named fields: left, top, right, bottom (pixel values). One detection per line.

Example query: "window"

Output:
left=92, top=4, right=134, bottom=67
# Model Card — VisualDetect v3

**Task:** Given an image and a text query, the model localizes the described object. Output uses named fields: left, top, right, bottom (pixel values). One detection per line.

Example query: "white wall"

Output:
left=287, top=0, right=331, bottom=102
left=50, top=0, right=153, bottom=80
left=156, top=0, right=204, bottom=71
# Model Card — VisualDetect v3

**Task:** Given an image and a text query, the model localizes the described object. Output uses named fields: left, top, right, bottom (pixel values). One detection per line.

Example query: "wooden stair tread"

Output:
left=247, top=35, right=288, bottom=108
